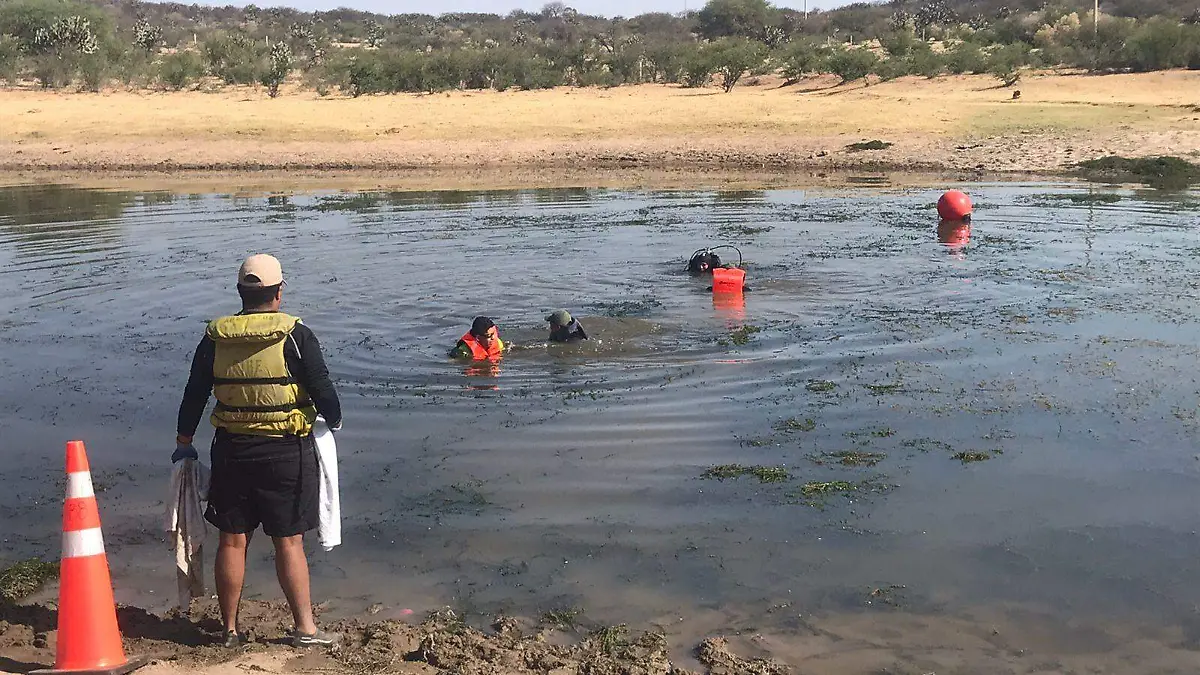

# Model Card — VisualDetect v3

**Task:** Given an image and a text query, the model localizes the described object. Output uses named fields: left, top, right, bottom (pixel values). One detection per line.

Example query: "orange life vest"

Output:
left=461, top=332, right=504, bottom=361
left=712, top=267, right=746, bottom=294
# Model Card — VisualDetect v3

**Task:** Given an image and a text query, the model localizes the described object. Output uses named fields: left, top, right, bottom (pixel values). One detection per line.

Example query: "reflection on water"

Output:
left=2, top=180, right=1200, bottom=667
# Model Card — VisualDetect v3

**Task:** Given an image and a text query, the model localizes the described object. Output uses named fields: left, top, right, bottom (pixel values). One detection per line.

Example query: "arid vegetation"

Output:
left=0, top=0, right=1198, bottom=95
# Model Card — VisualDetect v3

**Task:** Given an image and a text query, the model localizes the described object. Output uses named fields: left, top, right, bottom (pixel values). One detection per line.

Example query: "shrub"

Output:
left=261, top=41, right=291, bottom=97
left=0, top=34, right=20, bottom=84
left=987, top=42, right=1028, bottom=86
left=910, top=48, right=946, bottom=78
left=827, top=47, right=878, bottom=84
left=708, top=37, right=767, bottom=92
left=203, top=32, right=263, bottom=85
left=880, top=29, right=920, bottom=58
left=777, top=39, right=832, bottom=82
left=680, top=44, right=713, bottom=87
left=945, top=41, right=987, bottom=74
left=159, top=50, right=203, bottom=90
left=1123, top=18, right=1195, bottom=71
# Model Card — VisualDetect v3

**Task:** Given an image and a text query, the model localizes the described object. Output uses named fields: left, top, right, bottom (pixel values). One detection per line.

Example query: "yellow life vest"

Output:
left=207, top=312, right=316, bottom=437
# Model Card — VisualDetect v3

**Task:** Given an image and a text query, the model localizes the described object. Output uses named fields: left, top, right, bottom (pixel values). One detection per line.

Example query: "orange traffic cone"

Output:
left=32, top=441, right=146, bottom=675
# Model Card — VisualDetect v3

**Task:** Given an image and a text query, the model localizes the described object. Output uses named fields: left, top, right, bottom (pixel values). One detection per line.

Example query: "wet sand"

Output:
left=1, top=71, right=1198, bottom=179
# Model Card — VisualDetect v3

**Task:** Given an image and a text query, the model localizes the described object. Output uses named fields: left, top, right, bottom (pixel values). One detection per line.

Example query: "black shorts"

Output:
left=205, top=431, right=319, bottom=538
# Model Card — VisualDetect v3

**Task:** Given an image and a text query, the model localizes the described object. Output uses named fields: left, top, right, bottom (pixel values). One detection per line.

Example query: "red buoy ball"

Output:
left=937, top=190, right=973, bottom=221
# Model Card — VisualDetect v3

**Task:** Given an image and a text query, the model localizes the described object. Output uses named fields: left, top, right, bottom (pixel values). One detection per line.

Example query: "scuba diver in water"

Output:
left=687, top=249, right=724, bottom=275
left=546, top=309, right=588, bottom=343
left=449, top=316, right=505, bottom=361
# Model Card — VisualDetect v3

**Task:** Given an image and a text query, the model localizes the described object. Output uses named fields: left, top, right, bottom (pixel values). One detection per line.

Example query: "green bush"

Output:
left=910, top=48, right=946, bottom=78
left=986, top=43, right=1029, bottom=86
left=872, top=56, right=910, bottom=81
left=777, top=39, right=832, bottom=82
left=827, top=47, right=878, bottom=84
left=880, top=29, right=920, bottom=58
left=158, top=50, right=204, bottom=90
left=680, top=44, right=713, bottom=87
left=203, top=32, right=264, bottom=85
left=422, top=49, right=464, bottom=92
left=261, top=41, right=292, bottom=97
left=0, top=34, right=20, bottom=83
left=1123, top=18, right=1196, bottom=71
left=945, top=41, right=987, bottom=74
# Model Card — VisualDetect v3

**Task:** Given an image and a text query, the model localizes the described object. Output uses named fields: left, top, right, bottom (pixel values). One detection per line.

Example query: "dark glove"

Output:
left=172, top=442, right=199, bottom=463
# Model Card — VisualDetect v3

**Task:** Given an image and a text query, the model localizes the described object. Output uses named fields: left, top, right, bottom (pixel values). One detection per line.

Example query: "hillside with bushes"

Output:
left=0, top=0, right=1198, bottom=95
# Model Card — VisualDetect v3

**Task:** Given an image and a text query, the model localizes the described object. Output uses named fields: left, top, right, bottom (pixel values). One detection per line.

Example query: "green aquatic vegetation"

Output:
left=901, top=438, right=954, bottom=453
left=723, top=324, right=762, bottom=346
left=596, top=296, right=662, bottom=318
left=774, top=417, right=816, bottom=432
left=866, top=584, right=908, bottom=608
left=1033, top=192, right=1123, bottom=205
left=0, top=559, right=59, bottom=602
left=790, top=477, right=891, bottom=507
left=952, top=450, right=999, bottom=464
left=541, top=607, right=583, bottom=629
left=811, top=451, right=886, bottom=467
left=739, top=437, right=779, bottom=448
left=702, top=464, right=791, bottom=483
left=845, top=427, right=896, bottom=440
left=589, top=624, right=630, bottom=655
left=806, top=380, right=837, bottom=393
left=1077, top=156, right=1200, bottom=190
left=865, top=382, right=904, bottom=395
left=846, top=140, right=893, bottom=152
left=720, top=224, right=772, bottom=236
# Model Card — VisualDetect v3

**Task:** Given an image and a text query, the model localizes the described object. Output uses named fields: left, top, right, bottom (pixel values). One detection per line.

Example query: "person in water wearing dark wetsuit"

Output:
left=546, top=309, right=588, bottom=343
left=687, top=250, right=723, bottom=275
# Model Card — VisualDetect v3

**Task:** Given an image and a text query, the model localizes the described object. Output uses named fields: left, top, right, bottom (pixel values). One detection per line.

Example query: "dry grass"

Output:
left=0, top=70, right=1197, bottom=175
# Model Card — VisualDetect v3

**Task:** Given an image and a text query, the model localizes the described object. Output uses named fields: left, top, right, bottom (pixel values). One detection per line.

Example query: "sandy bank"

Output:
left=0, top=71, right=1197, bottom=181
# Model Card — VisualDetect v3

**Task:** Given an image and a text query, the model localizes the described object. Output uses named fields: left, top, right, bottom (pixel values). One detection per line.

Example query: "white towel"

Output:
left=165, top=458, right=210, bottom=610
left=313, top=417, right=341, bottom=551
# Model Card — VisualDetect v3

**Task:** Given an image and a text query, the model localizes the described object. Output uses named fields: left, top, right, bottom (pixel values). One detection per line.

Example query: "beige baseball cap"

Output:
left=237, top=254, right=284, bottom=288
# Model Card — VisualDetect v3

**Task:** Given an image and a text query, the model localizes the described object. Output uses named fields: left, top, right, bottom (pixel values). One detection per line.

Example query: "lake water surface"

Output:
left=2, top=180, right=1200, bottom=671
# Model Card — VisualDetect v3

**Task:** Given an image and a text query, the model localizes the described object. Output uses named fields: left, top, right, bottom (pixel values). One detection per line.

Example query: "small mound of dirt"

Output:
left=696, top=637, right=790, bottom=675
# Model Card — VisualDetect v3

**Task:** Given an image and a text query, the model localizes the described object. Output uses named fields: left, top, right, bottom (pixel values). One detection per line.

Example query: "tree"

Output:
left=680, top=43, right=713, bottom=87
left=826, top=47, right=878, bottom=83
left=132, top=17, right=162, bottom=54
left=987, top=42, right=1027, bottom=86
left=778, top=39, right=832, bottom=83
left=915, top=0, right=954, bottom=39
left=365, top=19, right=385, bottom=47
left=0, top=34, right=20, bottom=84
left=708, top=37, right=767, bottom=92
left=697, top=0, right=778, bottom=42
left=261, top=40, right=292, bottom=97
left=31, top=15, right=100, bottom=88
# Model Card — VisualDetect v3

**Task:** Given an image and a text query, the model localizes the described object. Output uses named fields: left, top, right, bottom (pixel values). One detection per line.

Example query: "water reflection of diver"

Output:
left=449, top=316, right=505, bottom=361
left=546, top=309, right=588, bottom=343
left=936, top=190, right=974, bottom=251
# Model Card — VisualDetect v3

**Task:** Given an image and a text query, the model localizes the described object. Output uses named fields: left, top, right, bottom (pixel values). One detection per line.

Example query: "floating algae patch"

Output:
left=902, top=438, right=955, bottom=453
left=773, top=417, right=816, bottom=432
left=587, top=624, right=631, bottom=656
left=810, top=450, right=887, bottom=467
left=806, top=380, right=838, bottom=393
left=790, top=477, right=892, bottom=507
left=1078, top=156, right=1200, bottom=190
left=865, top=382, right=904, bottom=395
left=595, top=296, right=662, bottom=318
left=1027, top=192, right=1123, bottom=205
left=541, top=607, right=584, bottom=629
left=702, top=464, right=791, bottom=483
left=720, top=324, right=763, bottom=347
left=0, top=559, right=58, bottom=601
left=845, top=427, right=896, bottom=440
left=846, top=140, right=893, bottom=152
left=953, top=450, right=1002, bottom=464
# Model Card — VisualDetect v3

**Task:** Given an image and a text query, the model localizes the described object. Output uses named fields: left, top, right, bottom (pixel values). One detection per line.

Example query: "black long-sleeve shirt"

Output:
left=177, top=313, right=342, bottom=438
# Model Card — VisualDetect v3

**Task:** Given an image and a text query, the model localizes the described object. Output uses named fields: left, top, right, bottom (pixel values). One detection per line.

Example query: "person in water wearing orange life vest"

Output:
left=546, top=309, right=588, bottom=343
left=449, top=316, right=505, bottom=360
left=936, top=190, right=973, bottom=249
